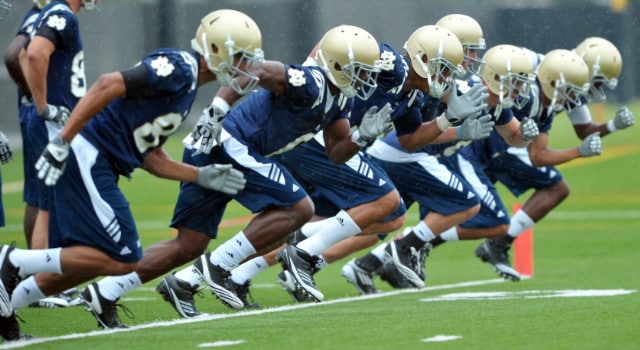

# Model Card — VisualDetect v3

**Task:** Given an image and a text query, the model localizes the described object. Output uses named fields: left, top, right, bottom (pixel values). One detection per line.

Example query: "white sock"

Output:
left=411, top=221, right=436, bottom=242
left=230, top=256, right=270, bottom=285
left=300, top=218, right=332, bottom=238
left=440, top=227, right=459, bottom=241
left=370, top=243, right=388, bottom=262
left=11, top=276, right=45, bottom=310
left=174, top=265, right=202, bottom=288
left=297, top=210, right=361, bottom=256
left=508, top=210, right=535, bottom=238
left=10, top=247, right=62, bottom=277
left=209, top=231, right=257, bottom=269
left=96, top=272, right=142, bottom=301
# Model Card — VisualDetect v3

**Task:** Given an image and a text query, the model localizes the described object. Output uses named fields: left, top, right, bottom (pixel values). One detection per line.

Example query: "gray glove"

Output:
left=35, top=135, right=70, bottom=186
left=578, top=132, right=601, bottom=157
left=613, top=106, right=634, bottom=130
left=519, top=117, right=539, bottom=142
left=0, top=131, right=13, bottom=164
left=191, top=104, right=226, bottom=156
left=197, top=164, right=246, bottom=195
left=445, top=84, right=488, bottom=125
left=39, top=104, right=71, bottom=127
left=352, top=103, right=393, bottom=147
left=457, top=114, right=494, bottom=141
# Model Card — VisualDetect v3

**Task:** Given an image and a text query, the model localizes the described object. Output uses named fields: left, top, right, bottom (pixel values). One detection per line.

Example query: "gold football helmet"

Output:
left=481, top=44, right=536, bottom=109
left=404, top=25, right=464, bottom=98
left=574, top=37, right=622, bottom=102
left=315, top=25, right=382, bottom=100
left=537, top=49, right=590, bottom=112
left=192, top=9, right=264, bottom=94
left=436, top=14, right=486, bottom=75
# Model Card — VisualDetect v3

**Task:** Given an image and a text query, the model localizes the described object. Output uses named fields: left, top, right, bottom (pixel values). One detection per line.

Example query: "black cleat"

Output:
left=276, top=270, right=313, bottom=303
left=231, top=280, right=261, bottom=309
left=0, top=312, right=32, bottom=342
left=276, top=245, right=323, bottom=302
left=384, top=240, right=426, bottom=288
left=475, top=237, right=521, bottom=281
left=156, top=273, right=204, bottom=318
left=0, top=245, right=20, bottom=317
left=193, top=254, right=244, bottom=310
left=80, top=283, right=130, bottom=329
left=341, top=259, right=378, bottom=295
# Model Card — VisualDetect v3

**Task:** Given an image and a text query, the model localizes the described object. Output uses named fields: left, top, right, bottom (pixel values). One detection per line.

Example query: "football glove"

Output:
left=457, top=114, right=494, bottom=141
left=519, top=117, right=539, bottom=142
left=352, top=103, right=393, bottom=147
left=39, top=104, right=71, bottom=127
left=612, top=106, right=634, bottom=131
left=35, top=135, right=70, bottom=186
left=0, top=131, right=13, bottom=164
left=191, top=103, right=227, bottom=156
left=578, top=132, right=601, bottom=157
left=197, top=164, right=246, bottom=195
left=444, top=84, right=488, bottom=125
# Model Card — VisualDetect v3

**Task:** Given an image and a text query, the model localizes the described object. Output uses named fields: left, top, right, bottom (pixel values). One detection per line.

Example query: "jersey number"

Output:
left=71, top=51, right=87, bottom=97
left=133, top=113, right=183, bottom=154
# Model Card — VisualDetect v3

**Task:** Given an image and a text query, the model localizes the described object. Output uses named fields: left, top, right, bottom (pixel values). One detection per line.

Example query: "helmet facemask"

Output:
left=317, top=46, right=380, bottom=100
left=216, top=36, right=265, bottom=94
left=412, top=46, right=463, bottom=99
left=462, top=39, right=486, bottom=76
left=586, top=57, right=618, bottom=103
left=549, top=73, right=590, bottom=113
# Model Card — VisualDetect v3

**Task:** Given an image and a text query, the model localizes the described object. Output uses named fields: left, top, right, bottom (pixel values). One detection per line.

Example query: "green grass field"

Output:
left=1, top=101, right=639, bottom=349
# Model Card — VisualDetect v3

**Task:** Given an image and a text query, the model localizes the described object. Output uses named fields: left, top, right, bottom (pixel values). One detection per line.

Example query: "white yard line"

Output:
left=0, top=278, right=505, bottom=349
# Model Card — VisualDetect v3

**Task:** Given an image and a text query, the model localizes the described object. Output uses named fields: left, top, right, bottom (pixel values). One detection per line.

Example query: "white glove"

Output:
left=39, top=104, right=71, bottom=127
left=519, top=117, right=539, bottom=142
left=609, top=106, right=634, bottom=131
left=0, top=131, right=13, bottom=164
left=456, top=114, right=494, bottom=141
left=191, top=103, right=227, bottom=156
left=352, top=103, right=393, bottom=147
left=35, top=135, right=70, bottom=186
left=578, top=132, right=601, bottom=157
left=444, top=84, right=488, bottom=125
left=197, top=164, right=246, bottom=195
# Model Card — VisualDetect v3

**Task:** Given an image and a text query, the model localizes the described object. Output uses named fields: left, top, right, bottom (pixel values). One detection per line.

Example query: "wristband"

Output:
left=456, top=126, right=462, bottom=140
left=606, top=119, right=617, bottom=133
left=350, top=130, right=368, bottom=147
left=212, top=96, right=231, bottom=115
left=436, top=114, right=451, bottom=132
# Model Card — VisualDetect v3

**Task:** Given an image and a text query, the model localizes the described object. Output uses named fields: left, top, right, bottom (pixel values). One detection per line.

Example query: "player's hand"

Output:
left=35, top=135, right=70, bottom=186
left=0, top=131, right=13, bottom=164
left=519, top=117, right=539, bottom=142
left=578, top=132, right=601, bottom=157
left=444, top=84, right=488, bottom=125
left=353, top=103, right=393, bottom=147
left=457, top=114, right=494, bottom=141
left=191, top=104, right=226, bottom=156
left=613, top=106, right=634, bottom=130
left=197, top=164, right=246, bottom=195
left=39, top=104, right=71, bottom=127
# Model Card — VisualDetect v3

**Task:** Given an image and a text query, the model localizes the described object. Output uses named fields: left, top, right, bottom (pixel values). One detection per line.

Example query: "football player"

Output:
left=3, top=0, right=49, bottom=249
left=475, top=39, right=633, bottom=280
left=0, top=8, right=257, bottom=338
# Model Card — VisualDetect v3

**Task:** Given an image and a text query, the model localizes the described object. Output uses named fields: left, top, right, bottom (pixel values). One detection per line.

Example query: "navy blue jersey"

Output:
left=81, top=49, right=199, bottom=177
left=30, top=1, right=85, bottom=112
left=223, top=64, right=351, bottom=156
left=351, top=44, right=424, bottom=136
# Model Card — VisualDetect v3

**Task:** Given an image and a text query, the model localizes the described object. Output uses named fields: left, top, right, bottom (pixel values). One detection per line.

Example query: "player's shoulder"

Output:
left=142, top=49, right=199, bottom=93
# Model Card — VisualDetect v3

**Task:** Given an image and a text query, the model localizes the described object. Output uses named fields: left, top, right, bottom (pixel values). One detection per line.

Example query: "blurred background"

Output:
left=1, top=0, right=639, bottom=142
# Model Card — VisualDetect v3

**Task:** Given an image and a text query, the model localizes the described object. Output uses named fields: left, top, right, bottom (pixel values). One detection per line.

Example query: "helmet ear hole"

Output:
left=210, top=44, right=219, bottom=55
left=333, top=62, right=342, bottom=72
